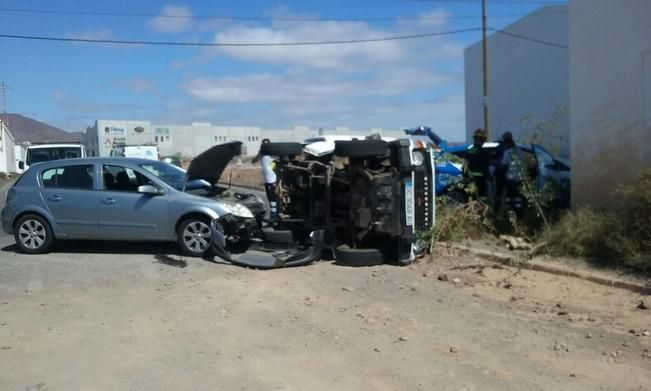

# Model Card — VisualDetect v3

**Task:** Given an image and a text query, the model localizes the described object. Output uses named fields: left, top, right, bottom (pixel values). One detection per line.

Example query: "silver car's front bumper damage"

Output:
left=210, top=219, right=325, bottom=269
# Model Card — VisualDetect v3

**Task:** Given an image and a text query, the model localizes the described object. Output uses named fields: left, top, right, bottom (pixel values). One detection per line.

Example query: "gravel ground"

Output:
left=0, top=231, right=649, bottom=390
left=0, top=179, right=649, bottom=390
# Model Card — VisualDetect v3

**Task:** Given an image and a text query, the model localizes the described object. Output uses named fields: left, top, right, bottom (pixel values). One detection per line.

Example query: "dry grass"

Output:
left=427, top=201, right=495, bottom=246
left=540, top=167, right=651, bottom=271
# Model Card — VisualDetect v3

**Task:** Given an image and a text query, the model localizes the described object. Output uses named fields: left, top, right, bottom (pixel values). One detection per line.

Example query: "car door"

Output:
left=98, top=164, right=169, bottom=240
left=531, top=144, right=561, bottom=191
left=39, top=164, right=98, bottom=238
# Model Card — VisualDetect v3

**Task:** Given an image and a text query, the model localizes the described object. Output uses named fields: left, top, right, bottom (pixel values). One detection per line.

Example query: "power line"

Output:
left=0, top=6, right=566, bottom=22
left=489, top=28, right=568, bottom=49
left=0, top=28, right=481, bottom=47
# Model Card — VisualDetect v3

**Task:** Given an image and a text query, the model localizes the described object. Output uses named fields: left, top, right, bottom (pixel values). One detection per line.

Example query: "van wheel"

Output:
left=260, top=142, right=303, bottom=157
left=334, top=140, right=388, bottom=158
left=334, top=245, right=384, bottom=267
left=177, top=218, right=212, bottom=257
left=14, top=214, right=55, bottom=254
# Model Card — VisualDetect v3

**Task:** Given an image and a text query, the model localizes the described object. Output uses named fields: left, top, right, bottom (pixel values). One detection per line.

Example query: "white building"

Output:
left=14, top=144, right=27, bottom=173
left=83, top=120, right=403, bottom=158
left=0, top=119, right=17, bottom=173
left=569, top=0, right=651, bottom=207
left=464, top=5, right=569, bottom=157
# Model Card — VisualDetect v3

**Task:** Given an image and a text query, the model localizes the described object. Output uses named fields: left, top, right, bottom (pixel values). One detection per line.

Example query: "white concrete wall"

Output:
left=0, top=122, right=17, bottom=173
left=569, top=0, right=651, bottom=208
left=84, top=120, right=404, bottom=158
left=465, top=6, right=569, bottom=157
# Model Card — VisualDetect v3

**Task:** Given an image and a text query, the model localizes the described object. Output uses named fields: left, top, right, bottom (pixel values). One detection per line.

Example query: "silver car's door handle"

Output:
left=47, top=195, right=62, bottom=202
left=102, top=198, right=116, bottom=205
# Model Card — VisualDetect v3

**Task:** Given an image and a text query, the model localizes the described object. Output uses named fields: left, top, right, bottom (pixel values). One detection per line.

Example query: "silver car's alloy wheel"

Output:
left=182, top=221, right=211, bottom=253
left=18, top=219, right=47, bottom=250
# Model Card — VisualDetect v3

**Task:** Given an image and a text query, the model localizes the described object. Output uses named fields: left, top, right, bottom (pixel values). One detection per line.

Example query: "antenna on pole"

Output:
left=0, top=81, right=11, bottom=128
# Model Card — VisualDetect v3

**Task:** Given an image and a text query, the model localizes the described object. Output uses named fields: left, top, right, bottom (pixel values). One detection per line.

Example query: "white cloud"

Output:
left=208, top=8, right=465, bottom=70
left=214, top=23, right=404, bottom=69
left=124, top=77, right=156, bottom=94
left=65, top=29, right=113, bottom=41
left=148, top=5, right=192, bottom=33
left=180, top=8, right=468, bottom=140
left=185, top=69, right=452, bottom=104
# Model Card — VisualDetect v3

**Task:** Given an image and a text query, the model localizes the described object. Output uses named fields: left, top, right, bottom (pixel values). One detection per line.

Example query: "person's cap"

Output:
left=473, top=128, right=486, bottom=139
left=501, top=131, right=513, bottom=141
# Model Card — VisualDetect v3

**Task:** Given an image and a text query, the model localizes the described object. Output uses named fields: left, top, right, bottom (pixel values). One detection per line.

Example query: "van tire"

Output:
left=260, top=142, right=303, bottom=157
left=334, top=140, right=388, bottom=158
left=334, top=245, right=384, bottom=267
left=262, top=229, right=294, bottom=244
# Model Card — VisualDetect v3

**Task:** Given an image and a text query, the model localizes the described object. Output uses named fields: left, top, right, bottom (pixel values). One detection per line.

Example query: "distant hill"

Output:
left=2, top=113, right=82, bottom=143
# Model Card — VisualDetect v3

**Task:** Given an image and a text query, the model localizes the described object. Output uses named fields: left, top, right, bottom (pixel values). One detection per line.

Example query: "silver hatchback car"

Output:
left=1, top=154, right=259, bottom=256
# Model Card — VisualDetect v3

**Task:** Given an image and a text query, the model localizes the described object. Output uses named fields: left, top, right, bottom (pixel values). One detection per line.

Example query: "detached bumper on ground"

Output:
left=210, top=220, right=325, bottom=269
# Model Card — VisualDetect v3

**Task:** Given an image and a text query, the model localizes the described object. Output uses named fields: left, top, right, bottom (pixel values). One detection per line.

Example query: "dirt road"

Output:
left=0, top=231, right=649, bottom=390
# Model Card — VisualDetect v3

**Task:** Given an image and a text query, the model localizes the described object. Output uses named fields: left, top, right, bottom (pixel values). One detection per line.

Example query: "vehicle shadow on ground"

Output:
left=1, top=240, right=182, bottom=256
left=1, top=241, right=220, bottom=269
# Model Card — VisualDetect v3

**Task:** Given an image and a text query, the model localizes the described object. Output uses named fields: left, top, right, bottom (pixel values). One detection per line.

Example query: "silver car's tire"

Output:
left=177, top=218, right=212, bottom=257
left=14, top=214, right=55, bottom=254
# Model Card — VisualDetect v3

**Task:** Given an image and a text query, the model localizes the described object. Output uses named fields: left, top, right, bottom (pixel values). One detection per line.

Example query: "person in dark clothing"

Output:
left=465, top=128, right=492, bottom=202
left=494, top=131, right=516, bottom=212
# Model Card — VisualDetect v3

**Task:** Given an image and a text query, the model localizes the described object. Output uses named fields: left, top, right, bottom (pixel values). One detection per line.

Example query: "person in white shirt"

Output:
left=253, top=139, right=278, bottom=226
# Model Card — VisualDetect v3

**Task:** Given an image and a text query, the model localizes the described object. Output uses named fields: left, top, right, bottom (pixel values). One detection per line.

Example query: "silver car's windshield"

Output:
left=139, top=161, right=186, bottom=190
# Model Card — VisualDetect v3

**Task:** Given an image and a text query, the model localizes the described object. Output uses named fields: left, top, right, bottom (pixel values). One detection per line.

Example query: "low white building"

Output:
left=83, top=120, right=404, bottom=158
left=0, top=119, right=17, bottom=173
left=465, top=5, right=569, bottom=157
left=14, top=144, right=27, bottom=173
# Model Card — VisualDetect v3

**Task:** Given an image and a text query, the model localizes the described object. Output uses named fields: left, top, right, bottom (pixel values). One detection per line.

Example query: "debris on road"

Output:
left=499, top=235, right=532, bottom=251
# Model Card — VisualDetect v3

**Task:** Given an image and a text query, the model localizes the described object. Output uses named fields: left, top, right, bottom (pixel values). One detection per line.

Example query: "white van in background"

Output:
left=19, top=143, right=86, bottom=171
left=110, top=145, right=159, bottom=160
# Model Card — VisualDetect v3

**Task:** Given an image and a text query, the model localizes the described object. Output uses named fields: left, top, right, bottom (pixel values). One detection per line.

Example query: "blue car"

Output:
left=404, top=127, right=571, bottom=208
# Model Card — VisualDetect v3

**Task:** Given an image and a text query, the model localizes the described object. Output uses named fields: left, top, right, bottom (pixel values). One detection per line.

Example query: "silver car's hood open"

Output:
left=185, top=141, right=243, bottom=185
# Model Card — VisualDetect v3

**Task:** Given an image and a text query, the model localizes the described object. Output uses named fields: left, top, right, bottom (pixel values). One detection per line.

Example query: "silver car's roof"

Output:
left=25, top=157, right=164, bottom=169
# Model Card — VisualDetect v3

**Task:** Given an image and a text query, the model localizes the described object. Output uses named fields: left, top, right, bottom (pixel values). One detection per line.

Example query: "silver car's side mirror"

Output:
left=138, top=185, right=162, bottom=195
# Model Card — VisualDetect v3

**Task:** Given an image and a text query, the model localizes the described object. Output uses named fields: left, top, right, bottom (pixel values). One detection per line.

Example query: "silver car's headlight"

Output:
left=219, top=202, right=254, bottom=219
left=412, top=150, right=425, bottom=166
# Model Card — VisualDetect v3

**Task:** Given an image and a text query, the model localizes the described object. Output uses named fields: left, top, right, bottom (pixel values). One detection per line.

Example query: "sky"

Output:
left=0, top=0, right=564, bottom=141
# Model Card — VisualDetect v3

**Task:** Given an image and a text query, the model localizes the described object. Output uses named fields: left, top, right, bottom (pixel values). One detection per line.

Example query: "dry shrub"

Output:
left=428, top=201, right=495, bottom=245
left=0, top=172, right=7, bottom=180
left=540, top=208, right=619, bottom=258
left=540, top=167, right=651, bottom=271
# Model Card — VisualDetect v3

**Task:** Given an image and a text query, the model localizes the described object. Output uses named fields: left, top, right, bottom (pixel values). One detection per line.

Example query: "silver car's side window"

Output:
left=102, top=165, right=154, bottom=192
left=41, top=165, right=94, bottom=190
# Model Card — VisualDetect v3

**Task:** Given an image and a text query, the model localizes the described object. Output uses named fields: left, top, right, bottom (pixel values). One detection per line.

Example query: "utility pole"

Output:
left=481, top=0, right=490, bottom=139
